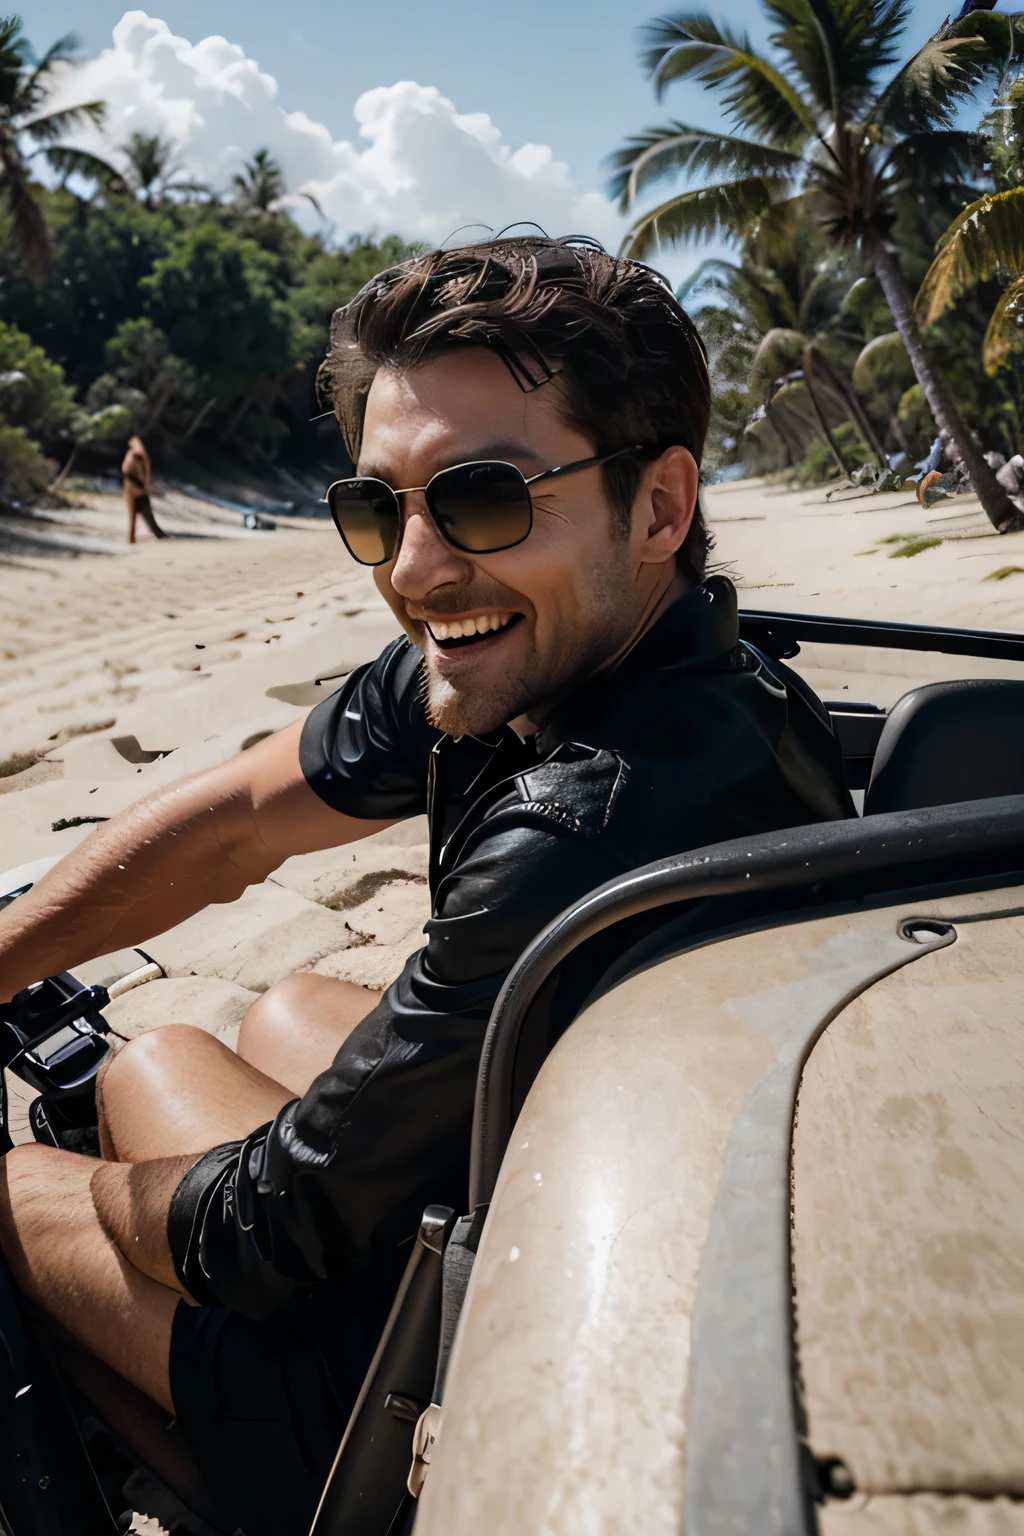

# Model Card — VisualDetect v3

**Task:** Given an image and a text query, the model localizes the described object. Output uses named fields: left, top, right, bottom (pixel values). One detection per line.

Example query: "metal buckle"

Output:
left=407, top=1402, right=442, bottom=1499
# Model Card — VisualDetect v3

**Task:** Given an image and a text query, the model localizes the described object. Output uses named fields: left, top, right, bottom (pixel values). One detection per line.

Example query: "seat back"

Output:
left=864, top=679, right=1024, bottom=815
left=309, top=1206, right=454, bottom=1536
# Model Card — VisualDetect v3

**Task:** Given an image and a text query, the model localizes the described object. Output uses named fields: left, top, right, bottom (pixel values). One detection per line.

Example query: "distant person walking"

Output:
left=121, top=435, right=166, bottom=543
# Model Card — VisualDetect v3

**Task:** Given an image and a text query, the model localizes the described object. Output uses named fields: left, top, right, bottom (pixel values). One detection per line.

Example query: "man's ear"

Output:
left=636, top=446, right=698, bottom=565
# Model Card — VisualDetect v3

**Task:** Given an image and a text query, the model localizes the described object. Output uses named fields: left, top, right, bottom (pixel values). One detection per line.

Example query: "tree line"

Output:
left=0, top=14, right=409, bottom=504
left=609, top=0, right=1024, bottom=532
left=2, top=3, right=1023, bottom=528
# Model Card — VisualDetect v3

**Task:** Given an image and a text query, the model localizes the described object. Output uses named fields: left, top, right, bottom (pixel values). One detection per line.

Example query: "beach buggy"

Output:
left=1, top=599, right=1023, bottom=1535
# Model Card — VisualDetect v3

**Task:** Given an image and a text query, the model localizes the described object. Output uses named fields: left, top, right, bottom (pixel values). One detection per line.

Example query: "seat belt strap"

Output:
left=408, top=1203, right=490, bottom=1500
left=432, top=1202, right=488, bottom=1404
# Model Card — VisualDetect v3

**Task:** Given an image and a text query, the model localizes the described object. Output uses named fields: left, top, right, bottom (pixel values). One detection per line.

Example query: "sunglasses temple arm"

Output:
left=527, top=446, right=643, bottom=487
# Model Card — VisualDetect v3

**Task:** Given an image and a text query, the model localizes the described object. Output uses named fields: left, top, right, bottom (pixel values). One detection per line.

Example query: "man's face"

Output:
left=358, top=348, right=681, bottom=737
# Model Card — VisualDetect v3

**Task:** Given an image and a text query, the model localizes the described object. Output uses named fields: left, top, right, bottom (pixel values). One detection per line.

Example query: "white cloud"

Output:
left=45, top=11, right=624, bottom=251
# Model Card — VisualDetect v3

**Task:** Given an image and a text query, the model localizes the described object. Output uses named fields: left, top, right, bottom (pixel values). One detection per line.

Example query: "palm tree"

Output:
left=232, top=147, right=285, bottom=213
left=116, top=131, right=208, bottom=210
left=916, top=185, right=1024, bottom=376
left=680, top=204, right=888, bottom=472
left=609, top=0, right=1024, bottom=531
left=232, top=146, right=321, bottom=217
left=916, top=64, right=1024, bottom=377
left=0, top=15, right=116, bottom=281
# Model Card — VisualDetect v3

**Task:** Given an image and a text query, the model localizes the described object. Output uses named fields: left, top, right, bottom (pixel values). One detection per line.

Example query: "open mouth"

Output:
left=426, top=613, right=523, bottom=650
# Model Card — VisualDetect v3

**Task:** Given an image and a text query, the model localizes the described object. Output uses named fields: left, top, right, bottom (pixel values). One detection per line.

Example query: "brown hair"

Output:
left=322, top=236, right=714, bottom=582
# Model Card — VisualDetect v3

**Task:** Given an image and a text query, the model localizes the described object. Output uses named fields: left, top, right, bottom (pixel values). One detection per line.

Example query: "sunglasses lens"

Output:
left=428, top=462, right=532, bottom=554
left=328, top=479, right=400, bottom=566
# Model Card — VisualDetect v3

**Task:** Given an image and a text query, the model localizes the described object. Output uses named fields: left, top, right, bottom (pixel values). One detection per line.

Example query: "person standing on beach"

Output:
left=122, top=434, right=166, bottom=543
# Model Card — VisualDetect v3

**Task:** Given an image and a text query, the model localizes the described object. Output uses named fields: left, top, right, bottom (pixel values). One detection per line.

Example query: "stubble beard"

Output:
left=422, top=657, right=534, bottom=738
left=421, top=549, right=637, bottom=737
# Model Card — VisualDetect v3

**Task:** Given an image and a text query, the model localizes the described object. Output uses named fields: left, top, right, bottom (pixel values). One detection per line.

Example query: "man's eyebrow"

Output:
left=356, top=442, right=545, bottom=481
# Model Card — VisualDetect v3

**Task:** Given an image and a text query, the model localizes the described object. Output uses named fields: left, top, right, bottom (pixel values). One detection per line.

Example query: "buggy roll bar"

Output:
left=469, top=793, right=1024, bottom=1208
left=738, top=607, right=1024, bottom=663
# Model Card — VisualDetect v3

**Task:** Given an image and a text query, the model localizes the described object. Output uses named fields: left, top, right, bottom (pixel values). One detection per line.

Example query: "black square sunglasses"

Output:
left=325, top=445, right=644, bottom=567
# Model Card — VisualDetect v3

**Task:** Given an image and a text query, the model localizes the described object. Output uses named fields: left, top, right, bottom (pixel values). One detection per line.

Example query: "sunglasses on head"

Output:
left=325, top=445, right=645, bottom=567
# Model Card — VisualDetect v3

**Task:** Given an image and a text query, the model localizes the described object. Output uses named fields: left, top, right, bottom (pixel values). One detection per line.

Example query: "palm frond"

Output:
left=881, top=127, right=987, bottom=190
left=675, top=256, right=741, bottom=301
left=916, top=186, right=1024, bottom=327
left=618, top=175, right=784, bottom=258
left=41, top=144, right=123, bottom=189
left=983, top=273, right=1024, bottom=375
left=750, top=325, right=807, bottom=394
left=766, top=0, right=910, bottom=119
left=677, top=257, right=789, bottom=332
left=606, top=122, right=799, bottom=207
left=951, top=9, right=1024, bottom=62
left=796, top=263, right=847, bottom=332
left=0, top=14, right=33, bottom=80
left=875, top=25, right=1000, bottom=134
left=166, top=178, right=212, bottom=199
left=852, top=330, right=914, bottom=393
left=2, top=153, right=50, bottom=282
left=25, top=31, right=82, bottom=79
left=744, top=261, right=801, bottom=328
left=19, top=100, right=105, bottom=143
left=638, top=13, right=817, bottom=145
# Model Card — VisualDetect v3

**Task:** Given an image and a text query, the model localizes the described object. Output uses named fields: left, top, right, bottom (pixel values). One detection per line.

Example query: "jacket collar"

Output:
left=533, top=574, right=740, bottom=752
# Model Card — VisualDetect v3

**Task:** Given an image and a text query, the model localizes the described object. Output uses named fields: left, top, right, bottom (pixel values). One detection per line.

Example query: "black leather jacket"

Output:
left=168, top=577, right=853, bottom=1317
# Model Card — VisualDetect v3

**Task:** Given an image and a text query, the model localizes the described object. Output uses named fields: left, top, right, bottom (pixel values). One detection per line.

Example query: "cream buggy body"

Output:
left=1, top=605, right=1023, bottom=1536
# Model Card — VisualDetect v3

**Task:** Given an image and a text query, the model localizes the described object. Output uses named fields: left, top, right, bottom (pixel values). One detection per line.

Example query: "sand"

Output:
left=2, top=473, right=1024, bottom=1122
left=2, top=474, right=1024, bottom=1532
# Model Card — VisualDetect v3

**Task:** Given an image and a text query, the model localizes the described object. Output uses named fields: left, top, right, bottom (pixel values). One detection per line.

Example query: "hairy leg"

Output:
left=0, top=1144, right=177, bottom=1411
left=41, top=1327, right=223, bottom=1526
left=97, top=1024, right=293, bottom=1164
left=235, top=973, right=383, bottom=1096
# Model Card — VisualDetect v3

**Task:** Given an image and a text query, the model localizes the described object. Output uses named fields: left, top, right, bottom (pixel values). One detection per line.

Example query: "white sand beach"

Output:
left=2, top=474, right=1024, bottom=1140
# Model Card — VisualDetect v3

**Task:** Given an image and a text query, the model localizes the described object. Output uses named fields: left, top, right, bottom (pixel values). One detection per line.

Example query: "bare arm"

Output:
left=90, top=1155, right=197, bottom=1296
left=0, top=719, right=396, bottom=1004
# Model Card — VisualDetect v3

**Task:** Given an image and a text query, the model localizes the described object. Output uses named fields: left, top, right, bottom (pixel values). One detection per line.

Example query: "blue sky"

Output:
left=31, top=0, right=728, bottom=192
left=30, top=1, right=945, bottom=277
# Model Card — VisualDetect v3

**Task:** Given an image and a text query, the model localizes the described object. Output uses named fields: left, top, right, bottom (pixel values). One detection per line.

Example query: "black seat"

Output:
left=864, top=679, right=1024, bottom=814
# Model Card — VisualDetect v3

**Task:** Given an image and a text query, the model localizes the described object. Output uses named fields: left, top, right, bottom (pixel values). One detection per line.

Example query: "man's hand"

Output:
left=90, top=1155, right=199, bottom=1298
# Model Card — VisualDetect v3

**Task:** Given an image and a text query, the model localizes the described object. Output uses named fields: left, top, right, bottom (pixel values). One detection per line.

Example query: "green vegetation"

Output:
left=612, top=0, right=1024, bottom=529
left=878, top=532, right=943, bottom=558
left=0, top=15, right=412, bottom=506
left=795, top=424, right=877, bottom=486
left=0, top=15, right=116, bottom=280
left=0, top=316, right=73, bottom=498
left=917, top=187, right=1024, bottom=376
left=915, top=67, right=1024, bottom=376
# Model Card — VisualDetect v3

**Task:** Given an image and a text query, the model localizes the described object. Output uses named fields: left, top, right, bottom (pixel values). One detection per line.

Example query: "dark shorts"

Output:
left=169, top=1298, right=356, bottom=1536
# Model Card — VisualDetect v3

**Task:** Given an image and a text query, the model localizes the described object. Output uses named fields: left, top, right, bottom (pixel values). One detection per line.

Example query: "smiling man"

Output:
left=0, top=238, right=854, bottom=1536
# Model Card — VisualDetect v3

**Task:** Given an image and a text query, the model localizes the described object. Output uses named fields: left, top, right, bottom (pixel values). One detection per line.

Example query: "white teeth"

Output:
left=428, top=613, right=514, bottom=642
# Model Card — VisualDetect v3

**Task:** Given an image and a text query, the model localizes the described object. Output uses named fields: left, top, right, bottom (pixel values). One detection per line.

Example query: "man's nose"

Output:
left=389, top=501, right=472, bottom=598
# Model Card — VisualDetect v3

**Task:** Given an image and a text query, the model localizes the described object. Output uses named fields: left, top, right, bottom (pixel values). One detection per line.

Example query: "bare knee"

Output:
left=104, top=1024, right=215, bottom=1096
left=236, top=973, right=381, bottom=1090
left=237, top=974, right=342, bottom=1061
left=97, top=1025, right=224, bottom=1159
